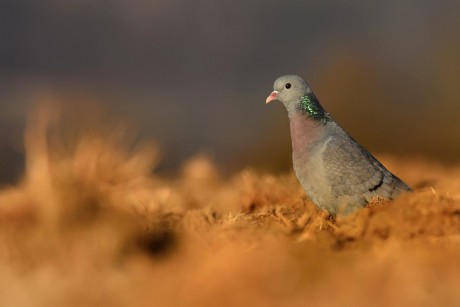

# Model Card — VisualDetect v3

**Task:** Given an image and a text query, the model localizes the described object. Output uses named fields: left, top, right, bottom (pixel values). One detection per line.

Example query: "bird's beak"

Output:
left=265, top=91, right=279, bottom=104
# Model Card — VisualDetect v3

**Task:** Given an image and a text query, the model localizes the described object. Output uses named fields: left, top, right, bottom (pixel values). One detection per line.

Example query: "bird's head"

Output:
left=266, top=75, right=328, bottom=122
left=265, top=75, right=310, bottom=110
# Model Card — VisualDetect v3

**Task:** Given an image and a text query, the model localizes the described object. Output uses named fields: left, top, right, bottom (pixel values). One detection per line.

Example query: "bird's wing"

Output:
left=322, top=136, right=396, bottom=198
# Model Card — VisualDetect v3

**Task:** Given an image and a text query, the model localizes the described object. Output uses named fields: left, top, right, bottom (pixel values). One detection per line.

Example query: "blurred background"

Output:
left=1, top=0, right=460, bottom=184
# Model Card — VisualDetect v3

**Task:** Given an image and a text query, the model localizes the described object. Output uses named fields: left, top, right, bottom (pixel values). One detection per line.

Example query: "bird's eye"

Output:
left=285, top=83, right=291, bottom=89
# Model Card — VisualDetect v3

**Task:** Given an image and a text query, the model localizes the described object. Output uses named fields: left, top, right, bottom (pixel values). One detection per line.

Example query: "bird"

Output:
left=265, top=75, right=411, bottom=216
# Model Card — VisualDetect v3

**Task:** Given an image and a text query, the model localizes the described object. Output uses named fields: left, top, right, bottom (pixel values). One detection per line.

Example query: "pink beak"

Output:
left=265, top=91, right=279, bottom=104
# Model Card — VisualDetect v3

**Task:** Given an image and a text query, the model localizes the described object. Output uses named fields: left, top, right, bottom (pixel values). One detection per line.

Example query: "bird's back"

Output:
left=293, top=121, right=411, bottom=216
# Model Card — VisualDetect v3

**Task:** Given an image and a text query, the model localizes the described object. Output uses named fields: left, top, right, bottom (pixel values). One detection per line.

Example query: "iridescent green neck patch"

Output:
left=298, top=93, right=330, bottom=124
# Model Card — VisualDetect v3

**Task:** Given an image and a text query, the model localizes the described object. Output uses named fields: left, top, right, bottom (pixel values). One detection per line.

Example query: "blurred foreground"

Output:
left=0, top=109, right=460, bottom=306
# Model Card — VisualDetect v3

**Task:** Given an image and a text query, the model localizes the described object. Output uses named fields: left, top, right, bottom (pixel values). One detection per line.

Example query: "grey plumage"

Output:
left=266, top=75, right=411, bottom=216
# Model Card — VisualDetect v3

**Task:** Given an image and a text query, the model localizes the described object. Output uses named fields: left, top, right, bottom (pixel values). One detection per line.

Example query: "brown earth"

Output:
left=0, top=108, right=459, bottom=307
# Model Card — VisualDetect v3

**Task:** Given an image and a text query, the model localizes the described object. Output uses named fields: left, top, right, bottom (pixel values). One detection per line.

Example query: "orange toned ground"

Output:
left=1, top=108, right=460, bottom=307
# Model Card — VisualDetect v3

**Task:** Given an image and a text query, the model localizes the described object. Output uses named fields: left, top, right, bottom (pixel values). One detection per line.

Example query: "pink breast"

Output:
left=289, top=114, right=320, bottom=159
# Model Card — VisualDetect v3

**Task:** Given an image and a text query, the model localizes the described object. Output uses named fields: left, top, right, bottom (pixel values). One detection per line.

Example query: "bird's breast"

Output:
left=289, top=114, right=322, bottom=161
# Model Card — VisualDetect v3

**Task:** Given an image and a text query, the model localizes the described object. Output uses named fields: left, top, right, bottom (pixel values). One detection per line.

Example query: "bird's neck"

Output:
left=288, top=93, right=330, bottom=159
left=289, top=93, right=330, bottom=124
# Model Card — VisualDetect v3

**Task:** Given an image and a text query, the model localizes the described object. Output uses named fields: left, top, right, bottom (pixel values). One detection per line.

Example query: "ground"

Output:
left=0, top=111, right=459, bottom=307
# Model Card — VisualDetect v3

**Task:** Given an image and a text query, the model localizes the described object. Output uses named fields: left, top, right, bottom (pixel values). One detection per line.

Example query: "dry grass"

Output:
left=1, top=106, right=460, bottom=307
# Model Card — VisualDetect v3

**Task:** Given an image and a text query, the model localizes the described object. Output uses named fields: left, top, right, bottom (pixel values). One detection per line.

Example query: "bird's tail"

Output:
left=391, top=175, right=412, bottom=198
